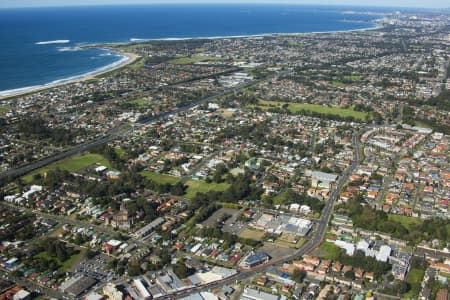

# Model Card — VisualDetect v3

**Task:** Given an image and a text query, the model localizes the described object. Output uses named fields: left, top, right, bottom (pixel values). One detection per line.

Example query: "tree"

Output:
left=173, top=263, right=194, bottom=279
left=128, top=264, right=143, bottom=277
left=85, top=249, right=98, bottom=259
left=344, top=270, right=355, bottom=280
left=292, top=269, right=306, bottom=283
left=73, top=233, right=84, bottom=245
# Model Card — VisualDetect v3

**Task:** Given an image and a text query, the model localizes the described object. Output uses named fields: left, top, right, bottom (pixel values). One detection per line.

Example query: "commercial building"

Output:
left=242, top=288, right=286, bottom=300
left=59, top=275, right=97, bottom=298
left=241, top=253, right=270, bottom=268
left=133, top=279, right=151, bottom=300
left=311, top=171, right=338, bottom=189
left=252, top=214, right=312, bottom=236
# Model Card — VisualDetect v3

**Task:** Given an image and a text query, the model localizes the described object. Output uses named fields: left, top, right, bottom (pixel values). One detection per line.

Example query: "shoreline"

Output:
left=0, top=21, right=381, bottom=100
left=0, top=51, right=139, bottom=100
left=112, top=22, right=381, bottom=43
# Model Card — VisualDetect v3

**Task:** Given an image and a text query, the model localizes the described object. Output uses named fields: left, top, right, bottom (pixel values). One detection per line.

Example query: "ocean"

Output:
left=0, top=4, right=379, bottom=94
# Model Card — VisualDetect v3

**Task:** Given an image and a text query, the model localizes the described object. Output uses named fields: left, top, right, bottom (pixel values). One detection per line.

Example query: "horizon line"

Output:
left=1, top=2, right=449, bottom=10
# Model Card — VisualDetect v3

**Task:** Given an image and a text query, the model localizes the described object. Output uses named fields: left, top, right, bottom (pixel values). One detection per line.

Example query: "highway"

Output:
left=160, top=127, right=367, bottom=299
left=0, top=76, right=272, bottom=182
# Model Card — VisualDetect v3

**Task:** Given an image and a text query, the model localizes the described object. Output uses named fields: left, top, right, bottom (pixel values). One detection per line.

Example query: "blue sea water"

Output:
left=0, top=4, right=379, bottom=94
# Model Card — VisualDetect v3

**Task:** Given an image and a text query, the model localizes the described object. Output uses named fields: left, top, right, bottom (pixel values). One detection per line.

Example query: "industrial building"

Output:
left=252, top=213, right=312, bottom=236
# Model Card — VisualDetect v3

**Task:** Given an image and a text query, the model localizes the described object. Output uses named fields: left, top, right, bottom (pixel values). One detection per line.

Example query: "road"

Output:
left=0, top=269, right=66, bottom=300
left=0, top=74, right=278, bottom=182
left=179, top=148, right=223, bottom=184
left=1, top=202, right=118, bottom=236
left=160, top=127, right=367, bottom=299
left=0, top=202, right=156, bottom=250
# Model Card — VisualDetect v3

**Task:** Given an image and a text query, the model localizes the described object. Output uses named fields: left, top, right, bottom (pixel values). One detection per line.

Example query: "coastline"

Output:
left=0, top=51, right=139, bottom=100
left=122, top=22, right=381, bottom=43
left=0, top=21, right=381, bottom=100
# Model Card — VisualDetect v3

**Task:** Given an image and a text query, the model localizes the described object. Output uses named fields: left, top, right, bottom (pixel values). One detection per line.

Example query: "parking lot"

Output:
left=72, top=255, right=116, bottom=282
left=202, top=207, right=245, bottom=234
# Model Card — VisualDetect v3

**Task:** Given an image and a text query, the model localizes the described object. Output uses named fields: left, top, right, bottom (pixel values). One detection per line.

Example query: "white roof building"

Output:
left=13, top=290, right=31, bottom=300
left=242, top=288, right=286, bottom=300
left=334, top=240, right=355, bottom=256
left=376, top=245, right=392, bottom=262
left=356, top=240, right=370, bottom=252
left=107, top=240, right=122, bottom=248
left=133, top=279, right=151, bottom=299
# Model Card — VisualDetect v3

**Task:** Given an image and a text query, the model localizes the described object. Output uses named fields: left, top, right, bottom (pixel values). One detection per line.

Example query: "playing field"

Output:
left=23, top=153, right=111, bottom=183
left=169, top=56, right=221, bottom=65
left=257, top=100, right=369, bottom=121
left=140, top=171, right=180, bottom=185
left=184, top=179, right=229, bottom=199
left=125, top=98, right=149, bottom=106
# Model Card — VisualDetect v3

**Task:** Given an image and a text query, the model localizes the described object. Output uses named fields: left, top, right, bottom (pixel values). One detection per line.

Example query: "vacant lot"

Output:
left=403, top=267, right=425, bottom=299
left=311, top=241, right=342, bottom=260
left=184, top=179, right=229, bottom=199
left=23, top=153, right=111, bottom=183
left=238, top=228, right=266, bottom=241
left=259, top=242, right=296, bottom=259
left=140, top=171, right=180, bottom=185
left=276, top=233, right=306, bottom=249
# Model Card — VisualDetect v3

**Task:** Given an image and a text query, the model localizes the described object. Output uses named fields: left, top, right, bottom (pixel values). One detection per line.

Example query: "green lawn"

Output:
left=239, top=228, right=266, bottom=241
left=169, top=56, right=221, bottom=65
left=61, top=250, right=84, bottom=272
left=412, top=120, right=433, bottom=129
left=184, top=179, right=230, bottom=199
left=272, top=191, right=288, bottom=205
left=35, top=250, right=83, bottom=272
left=23, top=153, right=111, bottom=183
left=257, top=100, right=369, bottom=121
left=128, top=57, right=146, bottom=70
left=114, top=147, right=126, bottom=158
left=388, top=214, right=422, bottom=232
left=343, top=75, right=362, bottom=81
left=315, top=241, right=342, bottom=260
left=126, top=98, right=148, bottom=106
left=0, top=106, right=9, bottom=113
left=403, top=267, right=425, bottom=299
left=140, top=171, right=180, bottom=185
left=331, top=80, right=346, bottom=87
left=288, top=42, right=305, bottom=47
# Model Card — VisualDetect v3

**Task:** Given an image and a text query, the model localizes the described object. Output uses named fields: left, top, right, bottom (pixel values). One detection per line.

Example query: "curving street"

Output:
left=159, top=127, right=367, bottom=299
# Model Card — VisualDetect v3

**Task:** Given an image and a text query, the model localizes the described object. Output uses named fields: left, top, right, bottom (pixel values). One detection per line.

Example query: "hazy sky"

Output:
left=0, top=0, right=448, bottom=9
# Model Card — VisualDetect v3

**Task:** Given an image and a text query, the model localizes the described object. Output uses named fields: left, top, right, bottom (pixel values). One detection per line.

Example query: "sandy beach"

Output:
left=0, top=19, right=381, bottom=101
left=0, top=51, right=139, bottom=100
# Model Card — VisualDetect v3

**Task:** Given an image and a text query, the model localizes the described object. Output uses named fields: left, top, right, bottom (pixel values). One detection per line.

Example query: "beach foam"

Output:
left=57, top=46, right=82, bottom=52
left=35, top=39, right=70, bottom=45
left=130, top=38, right=148, bottom=42
left=0, top=52, right=132, bottom=98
